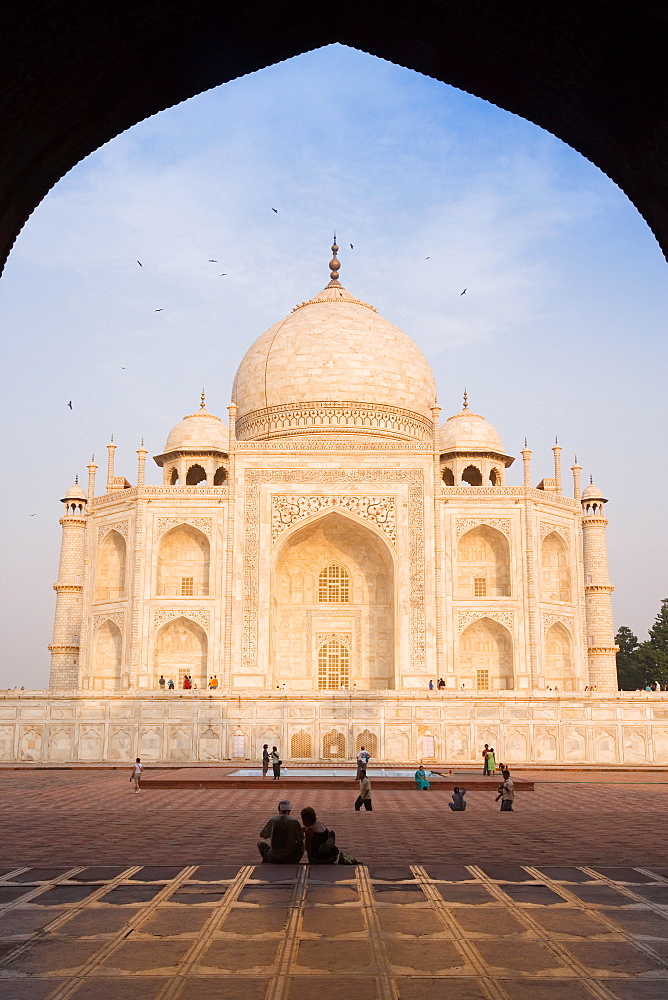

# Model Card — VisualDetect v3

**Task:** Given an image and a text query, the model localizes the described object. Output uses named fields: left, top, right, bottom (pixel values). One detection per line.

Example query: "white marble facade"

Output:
left=28, top=245, right=659, bottom=765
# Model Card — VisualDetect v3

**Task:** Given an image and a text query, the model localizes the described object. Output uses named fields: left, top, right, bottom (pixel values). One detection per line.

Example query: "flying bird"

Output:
left=350, top=244, right=354, bottom=249
left=121, top=367, right=126, bottom=370
left=425, top=257, right=430, bottom=260
left=208, top=259, right=217, bottom=262
left=136, top=260, right=143, bottom=267
left=460, top=288, right=467, bottom=295
left=154, top=308, right=164, bottom=312
left=29, top=514, right=37, bottom=517
left=219, top=273, right=228, bottom=277
left=271, top=208, right=278, bottom=213
left=67, top=401, right=72, bottom=409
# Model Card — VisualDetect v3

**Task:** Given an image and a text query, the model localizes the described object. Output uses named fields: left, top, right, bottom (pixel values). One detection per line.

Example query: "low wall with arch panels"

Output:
left=0, top=692, right=667, bottom=765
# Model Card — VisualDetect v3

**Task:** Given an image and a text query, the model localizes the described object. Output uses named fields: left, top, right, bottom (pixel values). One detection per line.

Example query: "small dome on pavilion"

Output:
left=582, top=478, right=607, bottom=503
left=60, top=478, right=87, bottom=504
left=161, top=393, right=228, bottom=455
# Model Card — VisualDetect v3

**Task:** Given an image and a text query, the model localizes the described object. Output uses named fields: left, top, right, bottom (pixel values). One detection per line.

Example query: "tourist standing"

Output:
left=487, top=747, right=497, bottom=775
left=167, top=678, right=175, bottom=691
left=482, top=744, right=490, bottom=775
left=271, top=745, right=281, bottom=780
left=257, top=799, right=304, bottom=863
left=262, top=743, right=270, bottom=778
left=429, top=679, right=434, bottom=690
left=496, top=769, right=515, bottom=811
left=356, top=745, right=370, bottom=780
left=158, top=674, right=165, bottom=691
left=130, top=757, right=143, bottom=793
left=355, top=772, right=372, bottom=811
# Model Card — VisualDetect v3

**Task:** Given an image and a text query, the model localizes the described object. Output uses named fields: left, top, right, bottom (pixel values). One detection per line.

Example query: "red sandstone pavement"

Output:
left=2, top=770, right=668, bottom=867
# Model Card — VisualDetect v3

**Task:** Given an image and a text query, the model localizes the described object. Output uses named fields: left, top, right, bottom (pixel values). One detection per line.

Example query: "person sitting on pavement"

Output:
left=414, top=764, right=431, bottom=790
left=448, top=786, right=467, bottom=811
left=257, top=799, right=304, bottom=863
left=301, top=807, right=360, bottom=866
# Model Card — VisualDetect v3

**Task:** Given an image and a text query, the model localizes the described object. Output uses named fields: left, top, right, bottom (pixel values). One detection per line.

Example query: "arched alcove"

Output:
left=461, top=465, right=482, bottom=486
left=459, top=618, right=513, bottom=690
left=154, top=616, right=207, bottom=688
left=94, top=530, right=126, bottom=602
left=186, top=464, right=207, bottom=486
left=541, top=532, right=571, bottom=602
left=272, top=510, right=394, bottom=690
left=91, top=620, right=123, bottom=690
left=545, top=622, right=576, bottom=691
left=156, top=524, right=209, bottom=597
left=457, top=525, right=510, bottom=598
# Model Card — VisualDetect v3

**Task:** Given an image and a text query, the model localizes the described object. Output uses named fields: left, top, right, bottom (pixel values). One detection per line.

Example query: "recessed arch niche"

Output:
left=457, top=525, right=510, bottom=598
left=544, top=622, right=576, bottom=691
left=94, top=530, right=126, bottom=602
left=541, top=532, right=571, bottom=603
left=271, top=510, right=395, bottom=691
left=91, top=620, right=123, bottom=690
left=459, top=617, right=513, bottom=690
left=156, top=524, right=209, bottom=597
left=154, top=616, right=207, bottom=689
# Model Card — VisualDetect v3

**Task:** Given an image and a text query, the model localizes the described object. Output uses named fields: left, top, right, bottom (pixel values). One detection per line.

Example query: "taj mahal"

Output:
left=1, top=243, right=666, bottom=766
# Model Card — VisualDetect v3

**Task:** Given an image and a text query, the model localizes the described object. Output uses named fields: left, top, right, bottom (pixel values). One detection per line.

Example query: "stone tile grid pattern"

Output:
left=1, top=861, right=668, bottom=999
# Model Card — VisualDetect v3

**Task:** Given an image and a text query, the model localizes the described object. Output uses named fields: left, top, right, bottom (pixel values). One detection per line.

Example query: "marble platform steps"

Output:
left=141, top=767, right=535, bottom=791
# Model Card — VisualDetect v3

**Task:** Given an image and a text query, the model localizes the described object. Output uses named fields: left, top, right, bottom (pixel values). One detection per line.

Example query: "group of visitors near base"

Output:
left=262, top=744, right=282, bottom=779
left=258, top=800, right=360, bottom=865
left=157, top=674, right=219, bottom=691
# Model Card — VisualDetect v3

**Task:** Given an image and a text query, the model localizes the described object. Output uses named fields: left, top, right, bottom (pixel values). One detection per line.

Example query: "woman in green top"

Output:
left=486, top=748, right=496, bottom=775
left=414, top=765, right=430, bottom=790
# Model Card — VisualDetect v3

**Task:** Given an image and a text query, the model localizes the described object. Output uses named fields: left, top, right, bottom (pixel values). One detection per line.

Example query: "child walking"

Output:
left=131, top=757, right=143, bottom=793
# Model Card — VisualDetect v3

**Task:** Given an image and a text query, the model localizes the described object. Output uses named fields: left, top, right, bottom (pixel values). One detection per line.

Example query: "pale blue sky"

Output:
left=1, top=44, right=666, bottom=688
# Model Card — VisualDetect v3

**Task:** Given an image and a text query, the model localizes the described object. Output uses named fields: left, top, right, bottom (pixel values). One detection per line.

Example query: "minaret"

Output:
left=136, top=439, right=148, bottom=486
left=106, top=436, right=116, bottom=492
left=48, top=478, right=88, bottom=690
left=552, top=438, right=562, bottom=493
left=87, top=454, right=97, bottom=502
left=521, top=440, right=532, bottom=487
left=581, top=477, right=618, bottom=690
left=571, top=456, right=582, bottom=500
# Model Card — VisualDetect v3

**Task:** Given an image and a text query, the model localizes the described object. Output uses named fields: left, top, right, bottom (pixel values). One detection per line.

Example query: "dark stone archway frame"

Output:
left=0, top=1, right=667, bottom=271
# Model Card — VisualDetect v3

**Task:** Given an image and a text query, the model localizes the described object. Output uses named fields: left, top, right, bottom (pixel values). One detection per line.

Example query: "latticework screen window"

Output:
left=290, top=730, right=313, bottom=758
left=317, top=640, right=350, bottom=690
left=181, top=576, right=194, bottom=596
left=474, top=577, right=487, bottom=597
left=476, top=669, right=490, bottom=691
left=356, top=730, right=378, bottom=758
left=318, top=564, right=350, bottom=603
left=322, top=730, right=346, bottom=758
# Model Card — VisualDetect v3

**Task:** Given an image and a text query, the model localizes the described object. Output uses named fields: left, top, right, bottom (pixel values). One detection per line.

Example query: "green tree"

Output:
left=641, top=598, right=668, bottom=687
left=615, top=625, right=644, bottom=689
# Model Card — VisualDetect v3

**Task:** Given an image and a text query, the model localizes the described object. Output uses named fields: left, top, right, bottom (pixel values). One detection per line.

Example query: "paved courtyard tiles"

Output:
left=1, top=863, right=668, bottom=998
left=1, top=772, right=668, bottom=997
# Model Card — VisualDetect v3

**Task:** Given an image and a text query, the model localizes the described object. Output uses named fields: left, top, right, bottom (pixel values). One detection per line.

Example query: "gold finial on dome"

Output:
left=463, top=388, right=468, bottom=410
left=327, top=235, right=341, bottom=286
left=200, top=389, right=206, bottom=410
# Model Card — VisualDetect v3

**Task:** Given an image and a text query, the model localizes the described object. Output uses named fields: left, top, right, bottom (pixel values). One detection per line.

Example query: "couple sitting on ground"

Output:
left=258, top=799, right=360, bottom=866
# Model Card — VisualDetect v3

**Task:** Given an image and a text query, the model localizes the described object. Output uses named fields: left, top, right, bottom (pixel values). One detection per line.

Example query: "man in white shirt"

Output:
left=496, top=770, right=515, bottom=811
left=356, top=746, right=370, bottom=780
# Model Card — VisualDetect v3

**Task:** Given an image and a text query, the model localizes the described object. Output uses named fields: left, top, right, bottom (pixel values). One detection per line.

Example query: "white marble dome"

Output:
left=439, top=408, right=506, bottom=455
left=163, top=407, right=228, bottom=454
left=232, top=282, right=437, bottom=443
